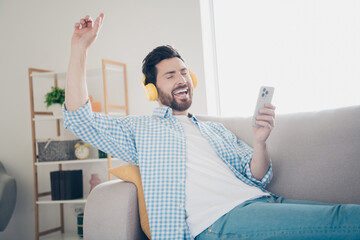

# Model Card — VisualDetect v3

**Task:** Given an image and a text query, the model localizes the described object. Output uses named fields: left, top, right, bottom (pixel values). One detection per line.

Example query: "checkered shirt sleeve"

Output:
left=62, top=101, right=138, bottom=165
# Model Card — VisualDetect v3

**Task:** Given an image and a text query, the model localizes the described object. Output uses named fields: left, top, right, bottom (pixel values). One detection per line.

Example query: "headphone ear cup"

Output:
left=144, top=83, right=158, bottom=101
left=143, top=74, right=158, bottom=101
left=189, top=71, right=198, bottom=88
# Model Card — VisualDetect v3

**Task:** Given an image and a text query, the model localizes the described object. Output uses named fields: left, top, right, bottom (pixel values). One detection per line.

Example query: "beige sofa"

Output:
left=84, top=105, right=360, bottom=240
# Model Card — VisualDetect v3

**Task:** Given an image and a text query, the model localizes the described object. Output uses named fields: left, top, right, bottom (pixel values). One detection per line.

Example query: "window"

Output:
left=205, top=0, right=360, bottom=116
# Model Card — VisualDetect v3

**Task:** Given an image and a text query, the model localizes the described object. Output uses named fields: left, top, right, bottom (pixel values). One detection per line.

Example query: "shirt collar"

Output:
left=152, top=106, right=199, bottom=123
left=152, top=106, right=173, bottom=118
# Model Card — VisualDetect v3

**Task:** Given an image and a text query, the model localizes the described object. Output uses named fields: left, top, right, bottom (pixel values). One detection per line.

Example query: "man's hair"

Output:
left=142, top=45, right=184, bottom=86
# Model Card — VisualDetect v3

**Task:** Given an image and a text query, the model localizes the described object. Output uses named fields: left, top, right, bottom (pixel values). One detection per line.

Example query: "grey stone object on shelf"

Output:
left=37, top=139, right=80, bottom=162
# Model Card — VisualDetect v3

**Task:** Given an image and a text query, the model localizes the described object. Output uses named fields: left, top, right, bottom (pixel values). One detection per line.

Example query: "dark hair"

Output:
left=142, top=45, right=184, bottom=86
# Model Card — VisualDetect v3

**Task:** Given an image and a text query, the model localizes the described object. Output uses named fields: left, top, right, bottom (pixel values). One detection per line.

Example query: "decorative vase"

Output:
left=48, top=104, right=63, bottom=116
left=89, top=173, right=101, bottom=193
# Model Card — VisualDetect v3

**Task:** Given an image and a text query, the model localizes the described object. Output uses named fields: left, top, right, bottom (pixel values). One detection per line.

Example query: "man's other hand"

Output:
left=71, top=13, right=105, bottom=52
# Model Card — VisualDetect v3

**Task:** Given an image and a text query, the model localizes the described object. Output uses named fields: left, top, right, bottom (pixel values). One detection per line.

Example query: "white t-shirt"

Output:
left=175, top=115, right=269, bottom=237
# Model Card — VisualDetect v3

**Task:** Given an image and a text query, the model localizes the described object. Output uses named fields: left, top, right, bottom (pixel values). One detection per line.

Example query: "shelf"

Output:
left=33, top=115, right=63, bottom=121
left=37, top=197, right=87, bottom=205
left=35, top=158, right=123, bottom=166
left=33, top=111, right=126, bottom=121
left=31, top=66, right=123, bottom=79
left=29, top=60, right=129, bottom=239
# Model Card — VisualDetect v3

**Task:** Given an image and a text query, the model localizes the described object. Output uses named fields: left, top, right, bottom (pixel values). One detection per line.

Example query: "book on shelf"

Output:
left=50, top=171, right=61, bottom=200
left=50, top=170, right=83, bottom=200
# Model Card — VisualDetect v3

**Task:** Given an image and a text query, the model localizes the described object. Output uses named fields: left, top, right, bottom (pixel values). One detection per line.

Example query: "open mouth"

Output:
left=173, top=88, right=188, bottom=97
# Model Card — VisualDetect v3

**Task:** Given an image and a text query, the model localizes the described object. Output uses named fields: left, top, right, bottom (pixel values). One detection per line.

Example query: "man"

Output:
left=64, top=13, right=360, bottom=240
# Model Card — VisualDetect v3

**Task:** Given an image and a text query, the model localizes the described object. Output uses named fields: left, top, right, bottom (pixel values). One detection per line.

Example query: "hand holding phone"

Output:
left=252, top=86, right=275, bottom=127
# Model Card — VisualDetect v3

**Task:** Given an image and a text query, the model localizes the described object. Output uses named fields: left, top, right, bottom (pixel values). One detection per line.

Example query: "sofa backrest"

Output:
left=197, top=105, right=360, bottom=204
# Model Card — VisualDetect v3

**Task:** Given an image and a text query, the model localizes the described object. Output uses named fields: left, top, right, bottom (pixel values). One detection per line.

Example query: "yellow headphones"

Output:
left=142, top=69, right=198, bottom=101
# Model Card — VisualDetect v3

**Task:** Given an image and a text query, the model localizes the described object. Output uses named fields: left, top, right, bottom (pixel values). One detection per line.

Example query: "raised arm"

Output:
left=65, top=13, right=104, bottom=111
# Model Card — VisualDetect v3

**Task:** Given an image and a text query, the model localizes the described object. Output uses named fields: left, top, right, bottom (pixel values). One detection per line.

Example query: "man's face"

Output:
left=155, top=57, right=193, bottom=114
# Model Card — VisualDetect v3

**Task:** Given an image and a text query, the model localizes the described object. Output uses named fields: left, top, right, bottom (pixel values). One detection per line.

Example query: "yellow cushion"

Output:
left=108, top=164, right=151, bottom=239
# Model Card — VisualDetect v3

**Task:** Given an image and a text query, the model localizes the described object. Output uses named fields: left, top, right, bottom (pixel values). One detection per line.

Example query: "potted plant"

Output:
left=44, top=86, right=65, bottom=116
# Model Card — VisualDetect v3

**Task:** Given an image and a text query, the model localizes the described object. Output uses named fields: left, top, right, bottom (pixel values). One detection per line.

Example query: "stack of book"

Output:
left=50, top=170, right=83, bottom=200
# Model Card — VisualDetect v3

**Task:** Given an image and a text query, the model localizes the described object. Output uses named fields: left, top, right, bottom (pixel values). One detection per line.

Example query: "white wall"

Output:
left=0, top=0, right=207, bottom=239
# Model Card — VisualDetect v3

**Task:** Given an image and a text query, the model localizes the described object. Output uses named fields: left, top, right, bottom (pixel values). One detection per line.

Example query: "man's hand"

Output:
left=252, top=103, right=276, bottom=144
left=71, top=13, right=105, bottom=52
left=250, top=103, right=275, bottom=180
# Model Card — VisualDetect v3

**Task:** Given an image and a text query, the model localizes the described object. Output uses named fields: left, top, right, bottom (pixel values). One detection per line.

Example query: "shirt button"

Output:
left=178, top=227, right=183, bottom=233
left=179, top=203, right=184, bottom=209
left=179, top=179, right=184, bottom=185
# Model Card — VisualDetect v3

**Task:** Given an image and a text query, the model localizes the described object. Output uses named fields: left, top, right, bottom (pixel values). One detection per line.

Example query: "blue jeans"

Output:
left=195, top=196, right=360, bottom=240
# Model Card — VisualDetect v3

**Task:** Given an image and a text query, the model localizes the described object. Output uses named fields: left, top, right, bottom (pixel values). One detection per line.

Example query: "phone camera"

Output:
left=262, top=88, right=269, bottom=97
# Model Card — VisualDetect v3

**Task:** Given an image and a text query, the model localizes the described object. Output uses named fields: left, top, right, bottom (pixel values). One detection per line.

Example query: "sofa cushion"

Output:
left=109, top=165, right=151, bottom=239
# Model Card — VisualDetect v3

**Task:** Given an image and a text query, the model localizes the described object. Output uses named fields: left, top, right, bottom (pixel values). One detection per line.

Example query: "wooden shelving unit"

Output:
left=28, top=59, right=129, bottom=240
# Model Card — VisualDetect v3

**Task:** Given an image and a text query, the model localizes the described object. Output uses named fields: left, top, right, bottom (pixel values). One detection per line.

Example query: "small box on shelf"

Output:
left=98, top=149, right=107, bottom=158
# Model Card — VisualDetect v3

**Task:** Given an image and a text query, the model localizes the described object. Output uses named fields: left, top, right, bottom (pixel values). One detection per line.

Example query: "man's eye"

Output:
left=167, top=76, right=173, bottom=79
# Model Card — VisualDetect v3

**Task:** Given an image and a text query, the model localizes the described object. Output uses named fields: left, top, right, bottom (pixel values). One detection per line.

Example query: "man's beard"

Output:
left=157, top=86, right=193, bottom=112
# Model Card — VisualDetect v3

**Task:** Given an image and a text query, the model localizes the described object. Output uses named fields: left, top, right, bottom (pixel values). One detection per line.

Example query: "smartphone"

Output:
left=252, top=86, right=275, bottom=127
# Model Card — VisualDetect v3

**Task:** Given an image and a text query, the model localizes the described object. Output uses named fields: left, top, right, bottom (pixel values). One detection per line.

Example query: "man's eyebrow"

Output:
left=163, top=70, right=176, bottom=76
left=162, top=68, right=188, bottom=76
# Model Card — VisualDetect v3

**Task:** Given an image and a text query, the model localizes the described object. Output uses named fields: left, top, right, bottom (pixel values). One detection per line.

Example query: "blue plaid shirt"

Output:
left=63, top=101, right=272, bottom=240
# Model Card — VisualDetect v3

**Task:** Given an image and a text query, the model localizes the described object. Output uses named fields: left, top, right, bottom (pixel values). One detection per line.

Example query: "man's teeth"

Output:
left=174, top=89, right=188, bottom=94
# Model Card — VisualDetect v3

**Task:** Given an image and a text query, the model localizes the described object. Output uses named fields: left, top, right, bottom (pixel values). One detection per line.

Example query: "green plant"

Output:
left=44, top=86, right=65, bottom=108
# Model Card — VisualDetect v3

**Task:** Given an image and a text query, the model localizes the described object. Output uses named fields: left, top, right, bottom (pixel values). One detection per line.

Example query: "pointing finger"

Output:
left=93, top=13, right=105, bottom=33
left=99, top=13, right=104, bottom=24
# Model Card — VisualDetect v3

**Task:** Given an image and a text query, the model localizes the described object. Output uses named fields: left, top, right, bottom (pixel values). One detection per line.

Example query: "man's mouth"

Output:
left=173, top=88, right=189, bottom=98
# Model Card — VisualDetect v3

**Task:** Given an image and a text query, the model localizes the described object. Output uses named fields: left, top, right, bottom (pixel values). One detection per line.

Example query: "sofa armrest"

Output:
left=84, top=180, right=148, bottom=240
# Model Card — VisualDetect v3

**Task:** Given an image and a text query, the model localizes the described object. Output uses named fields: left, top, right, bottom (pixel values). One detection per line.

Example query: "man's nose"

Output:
left=176, top=73, right=187, bottom=85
